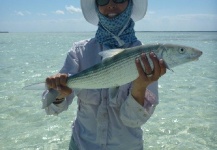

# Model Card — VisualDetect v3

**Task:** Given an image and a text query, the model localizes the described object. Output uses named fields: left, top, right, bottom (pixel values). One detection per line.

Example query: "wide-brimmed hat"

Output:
left=80, top=0, right=148, bottom=25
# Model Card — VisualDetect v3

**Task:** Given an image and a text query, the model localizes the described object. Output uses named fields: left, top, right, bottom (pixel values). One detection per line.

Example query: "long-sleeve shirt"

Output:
left=42, top=38, right=159, bottom=150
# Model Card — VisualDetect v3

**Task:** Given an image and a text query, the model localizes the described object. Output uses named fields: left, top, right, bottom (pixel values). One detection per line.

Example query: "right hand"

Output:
left=45, top=73, right=72, bottom=99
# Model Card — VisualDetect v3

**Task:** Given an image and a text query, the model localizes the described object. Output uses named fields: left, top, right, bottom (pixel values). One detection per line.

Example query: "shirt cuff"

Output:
left=127, top=92, right=151, bottom=116
left=120, top=91, right=156, bottom=127
left=44, top=100, right=68, bottom=115
left=42, top=89, right=59, bottom=109
left=143, top=88, right=158, bottom=108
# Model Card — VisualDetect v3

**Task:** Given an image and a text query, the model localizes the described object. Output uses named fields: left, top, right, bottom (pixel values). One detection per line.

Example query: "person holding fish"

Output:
left=43, top=0, right=167, bottom=149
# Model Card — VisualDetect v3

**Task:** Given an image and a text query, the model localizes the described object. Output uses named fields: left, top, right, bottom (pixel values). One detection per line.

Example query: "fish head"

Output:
left=161, top=44, right=203, bottom=68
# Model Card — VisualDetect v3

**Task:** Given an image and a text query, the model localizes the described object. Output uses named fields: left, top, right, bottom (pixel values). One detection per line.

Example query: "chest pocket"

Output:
left=76, top=89, right=101, bottom=105
left=109, top=83, right=131, bottom=107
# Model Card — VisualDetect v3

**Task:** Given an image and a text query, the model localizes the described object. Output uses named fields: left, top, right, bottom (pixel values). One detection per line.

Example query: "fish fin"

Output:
left=99, top=49, right=124, bottom=61
left=168, top=68, right=174, bottom=72
left=164, top=62, right=174, bottom=72
left=22, top=82, right=46, bottom=90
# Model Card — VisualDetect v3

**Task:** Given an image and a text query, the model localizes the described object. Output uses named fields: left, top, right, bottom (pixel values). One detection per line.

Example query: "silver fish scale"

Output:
left=67, top=45, right=162, bottom=89
left=67, top=55, right=136, bottom=89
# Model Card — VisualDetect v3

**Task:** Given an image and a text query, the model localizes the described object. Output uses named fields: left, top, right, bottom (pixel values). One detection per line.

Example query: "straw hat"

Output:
left=80, top=0, right=148, bottom=25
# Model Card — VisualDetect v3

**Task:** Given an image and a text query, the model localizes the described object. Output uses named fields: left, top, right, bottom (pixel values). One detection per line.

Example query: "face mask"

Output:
left=95, top=0, right=137, bottom=48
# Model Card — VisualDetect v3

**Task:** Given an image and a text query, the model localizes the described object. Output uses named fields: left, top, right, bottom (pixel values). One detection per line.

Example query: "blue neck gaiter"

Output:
left=95, top=0, right=137, bottom=48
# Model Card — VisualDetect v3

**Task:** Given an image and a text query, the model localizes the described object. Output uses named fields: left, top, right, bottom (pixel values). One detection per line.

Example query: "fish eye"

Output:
left=179, top=48, right=186, bottom=54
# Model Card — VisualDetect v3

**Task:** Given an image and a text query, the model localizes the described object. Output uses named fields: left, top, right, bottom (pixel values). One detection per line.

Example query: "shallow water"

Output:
left=0, top=32, right=216, bottom=149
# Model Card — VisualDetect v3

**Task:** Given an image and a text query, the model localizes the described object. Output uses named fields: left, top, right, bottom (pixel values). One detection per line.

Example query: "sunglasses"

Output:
left=96, top=0, right=128, bottom=6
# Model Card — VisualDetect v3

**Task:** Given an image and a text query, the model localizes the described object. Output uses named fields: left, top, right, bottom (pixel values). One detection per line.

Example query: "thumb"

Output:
left=58, top=85, right=73, bottom=96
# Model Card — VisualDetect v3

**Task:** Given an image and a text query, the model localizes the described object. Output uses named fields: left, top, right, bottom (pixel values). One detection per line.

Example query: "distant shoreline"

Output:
left=1, top=31, right=216, bottom=33
left=0, top=31, right=9, bottom=33
left=136, top=31, right=217, bottom=32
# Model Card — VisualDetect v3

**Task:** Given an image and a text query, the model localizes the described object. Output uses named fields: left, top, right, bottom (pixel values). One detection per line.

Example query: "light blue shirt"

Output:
left=42, top=38, right=159, bottom=150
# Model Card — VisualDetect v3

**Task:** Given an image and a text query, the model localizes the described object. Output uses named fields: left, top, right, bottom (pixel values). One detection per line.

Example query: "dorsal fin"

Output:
left=99, top=49, right=124, bottom=61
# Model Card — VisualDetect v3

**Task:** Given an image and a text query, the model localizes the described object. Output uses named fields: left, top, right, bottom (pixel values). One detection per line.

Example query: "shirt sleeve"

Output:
left=41, top=43, right=80, bottom=115
left=42, top=89, right=75, bottom=115
left=120, top=81, right=158, bottom=128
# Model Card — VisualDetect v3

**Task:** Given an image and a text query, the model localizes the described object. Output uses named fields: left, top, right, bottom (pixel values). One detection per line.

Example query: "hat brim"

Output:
left=80, top=0, right=148, bottom=25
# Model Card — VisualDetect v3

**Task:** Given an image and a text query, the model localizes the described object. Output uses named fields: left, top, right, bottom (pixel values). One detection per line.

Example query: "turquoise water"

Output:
left=0, top=32, right=216, bottom=149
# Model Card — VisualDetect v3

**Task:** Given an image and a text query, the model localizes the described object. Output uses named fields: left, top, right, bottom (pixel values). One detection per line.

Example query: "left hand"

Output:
left=46, top=73, right=72, bottom=99
left=131, top=52, right=166, bottom=105
left=134, top=52, right=166, bottom=88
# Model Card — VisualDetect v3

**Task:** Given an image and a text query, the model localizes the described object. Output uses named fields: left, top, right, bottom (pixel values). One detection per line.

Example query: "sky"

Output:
left=0, top=0, right=217, bottom=32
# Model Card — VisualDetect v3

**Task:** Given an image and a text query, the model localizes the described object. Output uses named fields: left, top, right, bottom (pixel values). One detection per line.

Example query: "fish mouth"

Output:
left=191, top=50, right=203, bottom=61
left=198, top=50, right=203, bottom=56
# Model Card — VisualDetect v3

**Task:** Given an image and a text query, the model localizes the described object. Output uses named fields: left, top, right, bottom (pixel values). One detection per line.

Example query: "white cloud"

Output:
left=54, top=10, right=65, bottom=15
left=163, top=14, right=217, bottom=21
left=15, top=11, right=31, bottom=16
left=136, top=13, right=217, bottom=31
left=147, top=11, right=156, bottom=15
left=16, top=11, right=24, bottom=16
left=65, top=5, right=82, bottom=14
left=25, top=11, right=31, bottom=15
left=37, top=13, right=47, bottom=16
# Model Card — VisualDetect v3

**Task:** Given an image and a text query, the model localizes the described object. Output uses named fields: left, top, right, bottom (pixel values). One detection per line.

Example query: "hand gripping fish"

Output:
left=24, top=43, right=202, bottom=90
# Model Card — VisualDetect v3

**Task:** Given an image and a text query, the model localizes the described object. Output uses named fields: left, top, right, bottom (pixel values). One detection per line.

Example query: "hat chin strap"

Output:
left=100, top=17, right=131, bottom=47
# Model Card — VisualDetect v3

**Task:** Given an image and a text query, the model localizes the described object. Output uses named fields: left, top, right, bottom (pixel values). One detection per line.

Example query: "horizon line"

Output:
left=1, top=30, right=217, bottom=33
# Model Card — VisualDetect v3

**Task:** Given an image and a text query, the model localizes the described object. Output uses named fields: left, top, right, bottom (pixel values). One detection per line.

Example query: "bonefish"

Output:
left=24, top=43, right=202, bottom=90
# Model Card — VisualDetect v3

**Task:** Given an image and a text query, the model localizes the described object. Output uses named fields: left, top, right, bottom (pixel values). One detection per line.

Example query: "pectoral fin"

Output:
left=164, top=61, right=174, bottom=72
left=99, top=49, right=124, bottom=61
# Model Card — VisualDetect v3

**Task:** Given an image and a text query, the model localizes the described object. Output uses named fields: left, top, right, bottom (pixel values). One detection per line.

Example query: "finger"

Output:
left=55, top=74, right=61, bottom=90
left=135, top=58, right=145, bottom=76
left=46, top=78, right=52, bottom=88
left=159, top=59, right=167, bottom=76
left=50, top=77, right=56, bottom=89
left=60, top=74, right=68, bottom=86
left=141, top=53, right=152, bottom=75
left=59, top=86, right=72, bottom=96
left=150, top=52, right=160, bottom=80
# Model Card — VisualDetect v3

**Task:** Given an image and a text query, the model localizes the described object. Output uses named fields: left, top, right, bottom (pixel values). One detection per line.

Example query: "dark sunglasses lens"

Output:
left=96, top=0, right=109, bottom=6
left=114, top=0, right=127, bottom=3
left=96, top=0, right=127, bottom=6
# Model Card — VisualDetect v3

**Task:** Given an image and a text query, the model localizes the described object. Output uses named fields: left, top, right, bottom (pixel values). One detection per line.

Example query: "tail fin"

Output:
left=22, top=82, right=46, bottom=90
